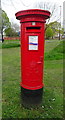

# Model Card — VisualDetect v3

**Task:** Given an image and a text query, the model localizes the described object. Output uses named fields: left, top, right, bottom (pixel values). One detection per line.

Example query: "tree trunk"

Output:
left=1, top=25, right=4, bottom=43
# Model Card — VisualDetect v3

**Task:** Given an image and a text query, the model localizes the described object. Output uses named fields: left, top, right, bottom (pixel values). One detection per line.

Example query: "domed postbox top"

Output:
left=15, top=9, right=50, bottom=22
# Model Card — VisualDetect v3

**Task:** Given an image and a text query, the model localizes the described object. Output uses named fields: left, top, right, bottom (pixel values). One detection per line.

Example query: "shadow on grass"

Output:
left=0, top=40, right=20, bottom=49
left=2, top=43, right=20, bottom=49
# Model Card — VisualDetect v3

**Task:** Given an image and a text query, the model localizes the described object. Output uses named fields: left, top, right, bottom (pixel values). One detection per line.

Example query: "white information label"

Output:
left=29, top=36, right=38, bottom=50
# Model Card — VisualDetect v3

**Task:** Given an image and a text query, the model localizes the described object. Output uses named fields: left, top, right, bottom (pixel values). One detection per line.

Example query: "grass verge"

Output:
left=45, top=40, right=64, bottom=60
left=2, top=40, right=63, bottom=119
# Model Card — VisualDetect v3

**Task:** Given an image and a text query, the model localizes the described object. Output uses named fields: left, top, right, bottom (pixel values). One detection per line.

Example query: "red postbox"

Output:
left=15, top=9, right=50, bottom=107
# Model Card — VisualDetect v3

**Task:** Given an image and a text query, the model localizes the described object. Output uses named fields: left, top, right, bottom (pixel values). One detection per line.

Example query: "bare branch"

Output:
left=33, top=1, right=60, bottom=24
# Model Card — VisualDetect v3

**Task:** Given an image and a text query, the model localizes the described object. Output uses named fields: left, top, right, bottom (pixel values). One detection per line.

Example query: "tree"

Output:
left=1, top=10, right=20, bottom=39
left=5, top=22, right=20, bottom=37
left=5, top=27, right=18, bottom=37
left=11, top=22, right=20, bottom=32
left=1, top=10, right=11, bottom=42
left=33, top=1, right=60, bottom=27
left=4, top=22, right=20, bottom=37
left=46, top=21, right=63, bottom=39
left=46, top=27, right=53, bottom=39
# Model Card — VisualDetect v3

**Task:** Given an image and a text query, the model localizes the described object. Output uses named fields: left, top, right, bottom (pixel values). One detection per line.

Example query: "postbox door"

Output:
left=21, top=30, right=44, bottom=89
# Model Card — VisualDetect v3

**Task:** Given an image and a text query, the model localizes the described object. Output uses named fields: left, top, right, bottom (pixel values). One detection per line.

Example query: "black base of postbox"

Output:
left=21, top=87, right=43, bottom=108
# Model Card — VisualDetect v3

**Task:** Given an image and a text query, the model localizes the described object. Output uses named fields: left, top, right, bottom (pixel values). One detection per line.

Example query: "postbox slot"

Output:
left=26, top=27, right=41, bottom=30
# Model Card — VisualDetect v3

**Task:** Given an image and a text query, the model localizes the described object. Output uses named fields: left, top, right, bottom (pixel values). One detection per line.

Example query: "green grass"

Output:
left=45, top=40, right=64, bottom=60
left=1, top=39, right=65, bottom=60
left=2, top=40, right=63, bottom=119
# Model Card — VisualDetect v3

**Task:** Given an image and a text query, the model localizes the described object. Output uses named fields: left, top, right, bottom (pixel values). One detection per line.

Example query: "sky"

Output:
left=1, top=0, right=65, bottom=26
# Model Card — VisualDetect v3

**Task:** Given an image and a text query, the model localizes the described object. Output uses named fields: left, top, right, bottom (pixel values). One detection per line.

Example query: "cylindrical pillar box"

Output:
left=15, top=9, right=50, bottom=107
